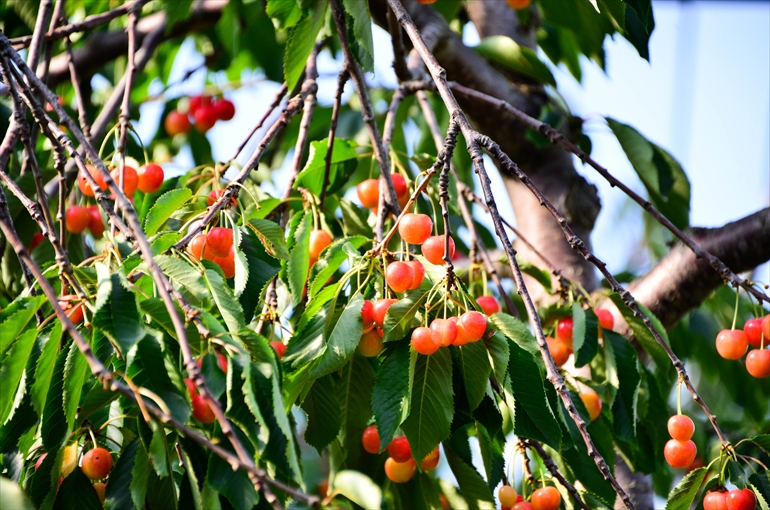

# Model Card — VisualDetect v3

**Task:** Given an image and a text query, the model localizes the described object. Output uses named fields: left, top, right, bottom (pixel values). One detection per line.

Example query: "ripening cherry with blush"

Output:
left=406, top=260, right=425, bottom=290
left=421, top=447, right=440, bottom=471
left=507, top=0, right=531, bottom=10
left=703, top=490, right=728, bottom=510
left=388, top=436, right=412, bottom=462
left=78, top=164, right=108, bottom=197
left=513, top=503, right=534, bottom=510
left=361, top=300, right=374, bottom=331
left=28, top=232, right=44, bottom=251
left=725, top=488, right=756, bottom=510
left=531, top=486, right=561, bottom=510
left=391, top=173, right=408, bottom=198
left=358, top=329, right=384, bottom=357
left=213, top=98, right=235, bottom=121
left=66, top=206, right=90, bottom=233
left=59, top=298, right=85, bottom=324
left=164, top=110, right=191, bottom=136
left=476, top=295, right=501, bottom=316
left=212, top=247, right=235, bottom=279
left=93, top=482, right=106, bottom=504
left=184, top=378, right=197, bottom=397
left=194, top=105, right=218, bottom=132
left=110, top=166, right=138, bottom=197
left=595, top=308, right=615, bottom=331
left=270, top=341, right=286, bottom=359
left=546, top=336, right=571, bottom=366
left=664, top=439, right=697, bottom=468
left=189, top=95, right=211, bottom=115
left=206, top=227, right=233, bottom=258
left=457, top=311, right=487, bottom=344
left=416, top=0, right=437, bottom=4
left=192, top=394, right=216, bottom=423
left=744, top=318, right=764, bottom=348
left=580, top=390, right=602, bottom=421
left=715, top=329, right=749, bottom=360
left=309, top=229, right=333, bottom=259
left=357, top=179, right=380, bottom=209
left=386, top=261, right=416, bottom=293
left=422, top=235, right=455, bottom=265
left=81, top=448, right=113, bottom=480
left=556, top=317, right=573, bottom=346
left=87, top=206, right=104, bottom=238
left=384, top=457, right=416, bottom=483
left=667, top=414, right=695, bottom=441
left=361, top=425, right=380, bottom=454
left=762, top=315, right=770, bottom=344
left=198, top=352, right=228, bottom=373
left=499, top=485, right=518, bottom=507
left=372, top=299, right=398, bottom=328
left=207, top=188, right=237, bottom=208
left=746, top=349, right=770, bottom=378
left=431, top=318, right=458, bottom=347
left=412, top=326, right=440, bottom=355
left=35, top=453, right=47, bottom=471
left=399, top=213, right=433, bottom=244
left=188, top=234, right=213, bottom=261
left=137, top=163, right=164, bottom=193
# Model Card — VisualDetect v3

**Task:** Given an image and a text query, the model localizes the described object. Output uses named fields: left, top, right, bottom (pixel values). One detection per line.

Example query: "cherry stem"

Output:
left=731, top=286, right=740, bottom=330
left=676, top=380, right=682, bottom=416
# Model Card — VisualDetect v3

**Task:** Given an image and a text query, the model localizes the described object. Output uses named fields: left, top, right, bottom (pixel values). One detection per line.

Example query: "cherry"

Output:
left=431, top=318, right=458, bottom=347
left=271, top=341, right=286, bottom=359
left=207, top=188, right=237, bottom=208
left=457, top=311, right=487, bottom=344
left=412, top=326, right=440, bottom=355
left=476, top=295, right=501, bottom=316
left=35, top=453, right=47, bottom=471
left=407, top=260, right=425, bottom=290
left=386, top=261, right=416, bottom=293
left=664, top=439, right=697, bottom=468
left=28, top=232, right=45, bottom=251
left=93, top=482, right=106, bottom=504
left=422, top=235, right=455, bottom=265
left=399, top=213, right=433, bottom=244
left=357, top=179, right=380, bottom=209
left=309, top=230, right=333, bottom=259
left=744, top=318, right=764, bottom=348
left=531, top=486, right=561, bottom=510
left=361, top=300, right=375, bottom=331
left=580, top=390, right=602, bottom=421
left=499, top=485, right=518, bottom=507
left=78, top=164, right=108, bottom=197
left=213, top=98, right=235, bottom=121
left=189, top=95, right=211, bottom=116
left=358, top=329, right=384, bottom=357
left=362, top=425, right=380, bottom=454
left=763, top=316, right=770, bottom=343
left=513, top=503, right=534, bottom=510
left=66, top=206, right=90, bottom=233
left=595, top=308, right=615, bottom=331
left=188, top=234, right=214, bottom=261
left=726, top=489, right=756, bottom=510
left=198, top=352, right=228, bottom=373
left=184, top=378, right=197, bottom=397
left=212, top=247, right=235, bottom=278
left=388, top=436, right=412, bottom=462
left=421, top=447, right=440, bottom=471
left=746, top=349, right=770, bottom=378
left=416, top=0, right=438, bottom=4
left=137, top=163, right=164, bottom=193
left=59, top=297, right=85, bottom=324
left=207, top=227, right=234, bottom=257
left=86, top=206, right=104, bottom=238
left=546, top=336, right=571, bottom=366
left=384, top=457, right=416, bottom=483
left=194, top=105, right=218, bottom=132
left=372, top=299, right=398, bottom=328
left=81, top=447, right=113, bottom=480
left=110, top=166, right=138, bottom=197
left=506, top=0, right=531, bottom=9
left=390, top=173, right=408, bottom=198
left=667, top=414, right=695, bottom=441
left=165, top=110, right=191, bottom=135
left=317, top=479, right=329, bottom=498
left=703, top=490, right=728, bottom=510
left=192, top=394, right=216, bottom=423
left=556, top=317, right=573, bottom=346
left=716, top=329, right=749, bottom=360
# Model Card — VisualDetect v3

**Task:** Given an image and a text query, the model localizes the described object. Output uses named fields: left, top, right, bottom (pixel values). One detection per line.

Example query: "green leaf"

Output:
left=144, top=188, right=192, bottom=236
left=490, top=313, right=540, bottom=357
left=0, top=295, right=45, bottom=355
left=519, top=261, right=552, bottom=294
left=340, top=198, right=373, bottom=238
left=309, top=236, right=368, bottom=299
left=606, top=331, right=640, bottom=442
left=238, top=226, right=281, bottom=322
left=574, top=306, right=599, bottom=367
left=207, top=453, right=258, bottom=510
left=383, top=287, right=430, bottom=342
left=287, top=210, right=312, bottom=307
left=63, top=339, right=89, bottom=430
left=665, top=467, right=707, bottom=510
left=104, top=438, right=140, bottom=510
left=283, top=0, right=327, bottom=90
left=484, top=332, right=510, bottom=385
left=204, top=268, right=245, bottom=334
left=31, top=322, right=63, bottom=415
left=476, top=422, right=504, bottom=491
left=129, top=442, right=150, bottom=510
left=42, top=343, right=70, bottom=451
left=301, top=375, right=342, bottom=453
left=539, top=0, right=615, bottom=65
left=295, top=138, right=359, bottom=196
left=444, top=446, right=495, bottom=510
left=311, top=294, right=364, bottom=377
left=336, top=354, right=376, bottom=467
left=474, top=36, right=556, bottom=86
left=92, top=265, right=145, bottom=355
left=342, top=0, right=374, bottom=72
left=623, top=0, right=655, bottom=61
left=267, top=0, right=303, bottom=29
left=749, top=435, right=770, bottom=456
left=247, top=218, right=289, bottom=260
left=162, top=0, right=195, bottom=28
left=372, top=344, right=411, bottom=451
left=607, top=118, right=690, bottom=229
left=0, top=476, right=34, bottom=510
left=154, top=255, right=209, bottom=306
left=53, top=468, right=103, bottom=510
left=749, top=471, right=770, bottom=510
left=402, top=348, right=454, bottom=464
left=129, top=336, right=191, bottom=424
left=455, top=341, right=491, bottom=412
left=333, top=470, right=382, bottom=509
left=0, top=328, right=36, bottom=424
left=285, top=307, right=328, bottom=369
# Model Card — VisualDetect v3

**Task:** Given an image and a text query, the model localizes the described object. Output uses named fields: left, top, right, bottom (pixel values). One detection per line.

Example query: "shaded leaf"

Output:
left=154, top=255, right=209, bottom=306
left=311, top=294, right=364, bottom=377
left=238, top=226, right=281, bottom=322
left=204, top=267, right=245, bottom=334
left=383, top=287, right=429, bottom=342
left=455, top=341, right=491, bottom=412
left=474, top=36, right=556, bottom=86
left=144, top=188, right=192, bottom=236
left=301, top=375, right=342, bottom=452
left=309, top=236, right=367, bottom=299
left=372, top=344, right=411, bottom=451
left=444, top=446, right=495, bottom=510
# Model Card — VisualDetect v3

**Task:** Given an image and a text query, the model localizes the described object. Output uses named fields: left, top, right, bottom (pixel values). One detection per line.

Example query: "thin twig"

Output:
left=65, top=37, right=92, bottom=145
left=387, top=4, right=411, bottom=82
left=320, top=67, right=349, bottom=207
left=228, top=83, right=288, bottom=163
left=523, top=438, right=591, bottom=510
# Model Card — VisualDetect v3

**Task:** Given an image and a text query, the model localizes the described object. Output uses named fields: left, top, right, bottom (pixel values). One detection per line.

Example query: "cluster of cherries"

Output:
left=183, top=352, right=228, bottom=424
left=35, top=442, right=113, bottom=504
left=187, top=226, right=236, bottom=279
left=360, top=425, right=439, bottom=484
left=356, top=174, right=410, bottom=212
left=164, top=95, right=235, bottom=136
left=704, top=487, right=757, bottom=510
left=497, top=483, right=562, bottom=510
left=715, top=316, right=770, bottom=379
left=663, top=414, right=697, bottom=469
left=547, top=310, right=615, bottom=368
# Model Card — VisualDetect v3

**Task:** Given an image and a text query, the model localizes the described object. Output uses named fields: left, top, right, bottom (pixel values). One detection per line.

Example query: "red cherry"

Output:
left=194, top=105, right=218, bottom=132
left=192, top=394, right=216, bottom=423
left=499, top=485, right=518, bottom=507
left=87, top=206, right=104, bottom=238
left=386, top=261, right=416, bottom=293
left=59, top=297, right=85, bottom=324
left=513, top=503, right=534, bottom=510
left=137, top=163, right=164, bottom=193
left=421, top=447, right=440, bottom=471
left=78, top=164, right=108, bottom=197
left=35, top=453, right=47, bottom=471
left=28, top=232, right=44, bottom=251
left=595, top=308, right=614, bottom=331
left=189, top=95, right=211, bottom=116
left=404, top=261, right=425, bottom=291
left=746, top=349, right=770, bottom=378
left=412, top=326, right=440, bottom=355
left=531, top=486, right=561, bottom=510
left=81, top=448, right=113, bottom=480
left=745, top=318, right=764, bottom=348
left=197, top=352, right=228, bottom=373
left=388, top=436, right=412, bottom=462
left=416, top=0, right=438, bottom=4
left=664, top=439, right=697, bottom=468
left=66, top=206, right=90, bottom=233
left=580, top=390, right=602, bottom=421
left=213, top=98, right=235, bottom=121
left=421, top=235, right=455, bottom=265
left=165, top=110, right=190, bottom=136
left=390, top=173, right=408, bottom=198
left=212, top=247, right=235, bottom=279
left=703, top=490, right=728, bottom=510
left=93, top=482, right=106, bottom=504
left=207, top=188, right=238, bottom=208
left=384, top=457, right=416, bottom=483
left=207, top=227, right=233, bottom=257
left=763, top=316, right=770, bottom=344
left=546, top=336, right=571, bottom=366
left=358, top=329, right=384, bottom=357
left=430, top=318, right=458, bottom=347
left=110, top=166, right=138, bottom=197
left=476, top=295, right=501, bottom=315
left=357, top=179, right=379, bottom=209
left=556, top=317, right=573, bottom=347
left=506, top=0, right=531, bottom=9
left=361, top=300, right=374, bottom=331
left=372, top=299, right=398, bottom=328
left=270, top=341, right=286, bottom=359
left=309, top=230, right=333, bottom=259
left=715, top=329, right=749, bottom=360
left=667, top=414, right=695, bottom=441
left=188, top=234, right=215, bottom=261
left=361, top=425, right=380, bottom=454
left=399, top=213, right=433, bottom=244
left=184, top=378, right=197, bottom=397
left=456, top=311, right=487, bottom=344
left=726, top=489, right=756, bottom=510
